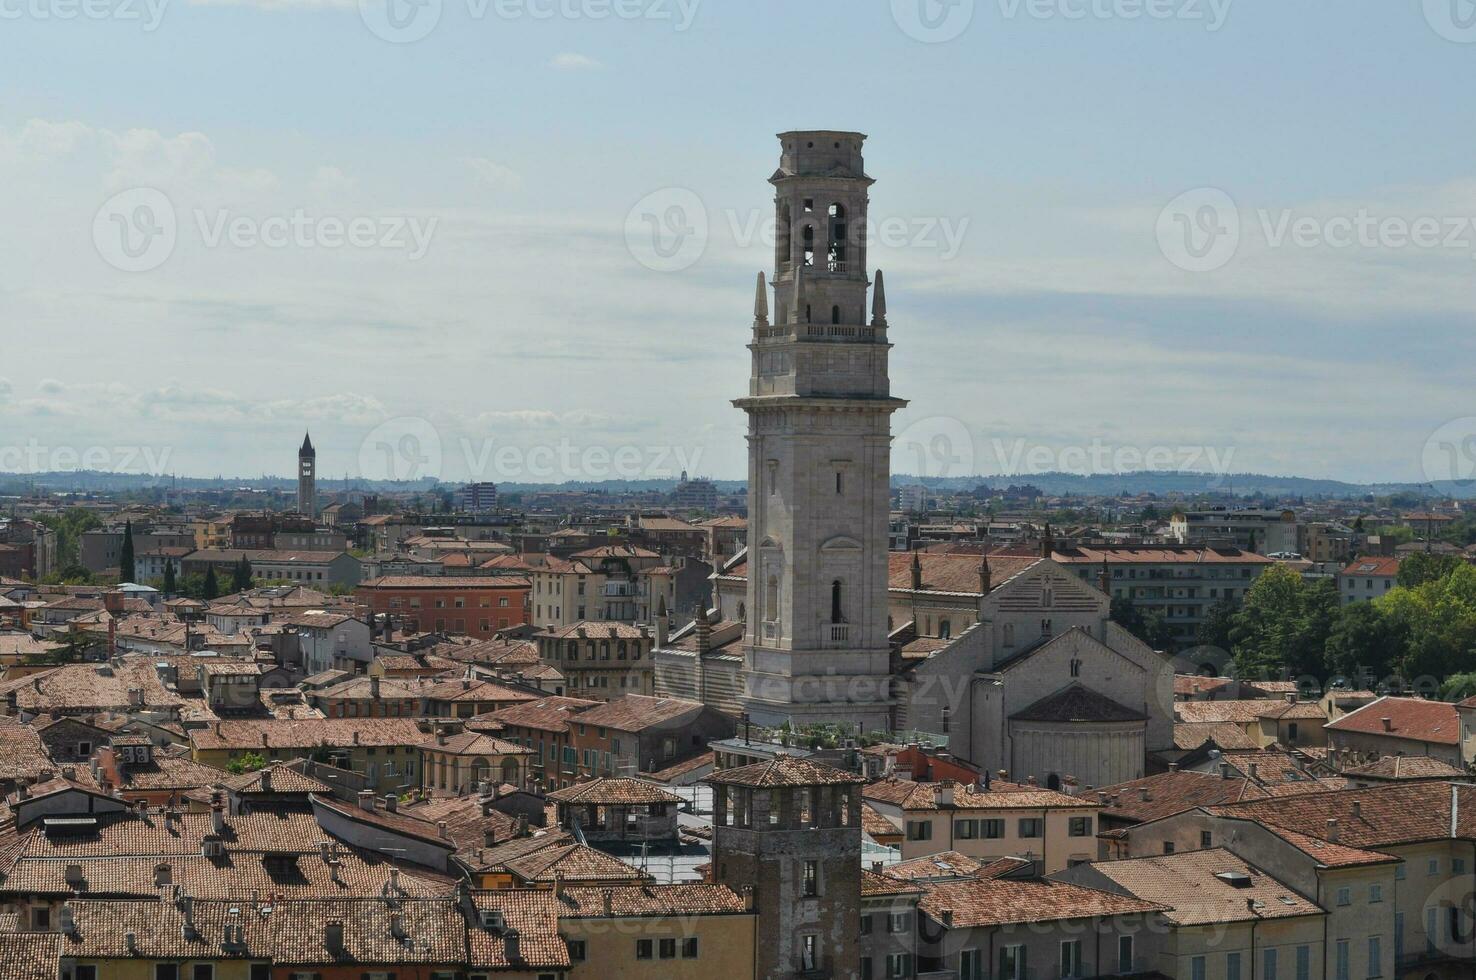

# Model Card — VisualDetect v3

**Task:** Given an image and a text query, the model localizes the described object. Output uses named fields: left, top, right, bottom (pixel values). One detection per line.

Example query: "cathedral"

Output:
left=651, top=132, right=1173, bottom=788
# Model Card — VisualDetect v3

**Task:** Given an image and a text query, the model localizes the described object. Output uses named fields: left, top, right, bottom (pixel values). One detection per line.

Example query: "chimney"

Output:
left=438, top=820, right=448, bottom=838
left=516, top=814, right=528, bottom=838
left=554, top=871, right=566, bottom=898
left=1284, top=692, right=1296, bottom=704
left=211, top=796, right=225, bottom=833
left=484, top=829, right=498, bottom=847
left=370, top=675, right=381, bottom=699
left=260, top=766, right=273, bottom=793
left=1381, top=716, right=1393, bottom=732
left=1352, top=801, right=1362, bottom=820
left=59, top=902, right=76, bottom=936
left=1248, top=763, right=1259, bottom=782
left=940, top=908, right=954, bottom=927
left=1325, top=818, right=1340, bottom=842
left=601, top=888, right=613, bottom=916
left=108, top=618, right=116, bottom=657
left=694, top=605, right=711, bottom=655
left=910, top=550, right=923, bottom=591
left=1137, top=787, right=1150, bottom=802
left=1220, top=763, right=1234, bottom=779
left=383, top=794, right=398, bottom=813
left=933, top=782, right=955, bottom=808
left=358, top=790, right=376, bottom=811
left=742, top=884, right=755, bottom=911
left=1168, top=763, right=1179, bottom=772
left=871, top=861, right=883, bottom=872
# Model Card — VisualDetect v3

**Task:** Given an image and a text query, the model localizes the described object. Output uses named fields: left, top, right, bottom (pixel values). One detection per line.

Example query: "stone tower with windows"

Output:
left=708, top=757, right=864, bottom=980
left=736, top=131, right=906, bottom=731
left=297, top=432, right=316, bottom=517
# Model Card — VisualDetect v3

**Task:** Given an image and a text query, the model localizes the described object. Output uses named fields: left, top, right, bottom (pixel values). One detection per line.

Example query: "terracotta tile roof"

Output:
left=1338, top=556, right=1401, bottom=578
left=1093, top=770, right=1267, bottom=823
left=108, top=754, right=227, bottom=792
left=882, top=851, right=994, bottom=882
left=0, top=931, right=58, bottom=980
left=20, top=810, right=328, bottom=859
left=1176, top=700, right=1317, bottom=724
left=269, top=896, right=468, bottom=965
left=1174, top=675, right=1235, bottom=697
left=0, top=661, right=185, bottom=714
left=467, top=889, right=571, bottom=970
left=887, top=551, right=1039, bottom=595
left=1342, top=755, right=1466, bottom=780
left=644, top=751, right=714, bottom=783
left=1010, top=684, right=1146, bottom=723
left=556, top=883, right=748, bottom=916
left=919, top=877, right=1165, bottom=928
left=359, top=576, right=530, bottom=589
left=464, top=830, right=574, bottom=874
left=189, top=718, right=425, bottom=752
left=503, top=842, right=648, bottom=884
left=480, top=696, right=599, bottom=734
left=401, top=795, right=520, bottom=853
left=1173, top=722, right=1261, bottom=751
left=861, top=802, right=900, bottom=838
left=709, top=756, right=865, bottom=788
left=572, top=545, right=660, bottom=560
left=1243, top=823, right=1397, bottom=868
left=861, top=869, right=924, bottom=896
left=218, top=763, right=333, bottom=795
left=546, top=778, right=683, bottom=805
left=864, top=779, right=1094, bottom=812
left=1074, top=848, right=1319, bottom=925
left=415, top=678, right=538, bottom=705
left=419, top=730, right=531, bottom=757
left=1208, top=781, right=1473, bottom=848
left=1325, top=696, right=1460, bottom=746
left=535, top=621, right=647, bottom=640
left=311, top=795, right=458, bottom=850
left=1051, top=545, right=1275, bottom=566
left=571, top=695, right=706, bottom=732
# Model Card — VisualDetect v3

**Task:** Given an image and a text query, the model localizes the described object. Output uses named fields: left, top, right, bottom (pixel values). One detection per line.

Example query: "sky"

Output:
left=3, top=0, right=1476, bottom=488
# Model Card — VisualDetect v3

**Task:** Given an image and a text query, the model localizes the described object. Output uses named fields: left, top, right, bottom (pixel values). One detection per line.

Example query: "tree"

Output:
left=1110, top=598, right=1177, bottom=651
left=1381, top=563, right=1476, bottom=681
left=203, top=565, right=220, bottom=601
left=1323, top=600, right=1404, bottom=684
left=1230, top=566, right=1337, bottom=680
left=1397, top=552, right=1463, bottom=589
left=226, top=751, right=267, bottom=775
left=119, top=519, right=136, bottom=583
left=231, top=556, right=253, bottom=593
left=162, top=559, right=176, bottom=597
left=35, top=507, right=103, bottom=570
left=1196, top=598, right=1237, bottom=652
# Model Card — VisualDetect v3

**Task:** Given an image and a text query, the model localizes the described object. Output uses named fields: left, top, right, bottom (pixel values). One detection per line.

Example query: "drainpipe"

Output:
left=1248, top=903, right=1259, bottom=980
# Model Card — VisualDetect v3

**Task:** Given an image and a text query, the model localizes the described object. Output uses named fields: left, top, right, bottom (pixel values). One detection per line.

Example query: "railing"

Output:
left=602, top=583, right=638, bottom=597
left=762, top=621, right=779, bottom=640
left=800, top=324, right=876, bottom=342
left=828, top=624, right=850, bottom=644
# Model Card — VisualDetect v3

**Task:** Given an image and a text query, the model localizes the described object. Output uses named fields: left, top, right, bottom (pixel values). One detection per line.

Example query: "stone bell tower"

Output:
left=735, top=131, right=906, bottom=732
left=297, top=432, right=317, bottom=518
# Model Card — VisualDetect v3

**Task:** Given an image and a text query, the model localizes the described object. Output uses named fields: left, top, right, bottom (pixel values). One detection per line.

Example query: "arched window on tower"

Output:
left=939, top=619, right=952, bottom=640
left=831, top=305, right=840, bottom=324
left=766, top=576, right=779, bottom=619
left=830, top=580, right=844, bottom=624
left=802, top=224, right=815, bottom=266
left=827, top=203, right=847, bottom=271
left=776, top=201, right=792, bottom=273
left=737, top=601, right=746, bottom=622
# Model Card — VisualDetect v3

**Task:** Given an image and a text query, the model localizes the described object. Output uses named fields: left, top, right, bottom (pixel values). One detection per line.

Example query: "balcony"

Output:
left=827, top=623, right=850, bottom=645
left=602, top=582, right=638, bottom=597
left=762, top=620, right=779, bottom=641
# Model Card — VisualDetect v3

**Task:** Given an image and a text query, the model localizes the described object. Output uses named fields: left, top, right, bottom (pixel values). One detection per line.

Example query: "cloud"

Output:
left=463, top=157, right=523, bottom=193
left=36, top=379, right=65, bottom=395
left=548, top=52, right=601, bottom=71
left=311, top=165, right=358, bottom=195
left=0, top=378, right=11, bottom=404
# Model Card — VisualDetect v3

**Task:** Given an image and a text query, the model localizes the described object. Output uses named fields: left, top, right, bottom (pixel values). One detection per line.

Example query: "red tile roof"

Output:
left=1325, top=696, right=1460, bottom=746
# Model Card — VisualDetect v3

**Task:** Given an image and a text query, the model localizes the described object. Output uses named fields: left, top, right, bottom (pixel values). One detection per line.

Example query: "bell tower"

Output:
left=297, top=432, right=317, bottom=518
left=736, top=131, right=905, bottom=731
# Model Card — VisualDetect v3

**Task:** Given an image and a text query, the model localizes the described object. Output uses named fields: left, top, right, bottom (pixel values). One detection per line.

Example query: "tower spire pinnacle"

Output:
left=871, top=269, right=887, bottom=326
left=754, top=271, right=769, bottom=326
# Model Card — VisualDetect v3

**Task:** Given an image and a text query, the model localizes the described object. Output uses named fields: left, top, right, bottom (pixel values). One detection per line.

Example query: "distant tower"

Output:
left=735, top=131, right=906, bottom=731
left=297, top=432, right=317, bottom=517
left=708, top=758, right=864, bottom=980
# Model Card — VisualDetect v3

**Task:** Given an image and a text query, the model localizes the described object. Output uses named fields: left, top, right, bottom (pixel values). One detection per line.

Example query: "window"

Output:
left=1394, top=863, right=1406, bottom=880
left=1060, top=940, right=1082, bottom=978
left=76, top=969, right=98, bottom=980
left=251, top=967, right=271, bottom=980
left=1369, top=884, right=1382, bottom=903
left=886, top=954, right=911, bottom=978
left=31, top=908, right=50, bottom=931
left=682, top=938, right=699, bottom=959
left=1296, top=945, right=1311, bottom=980
left=803, top=860, right=819, bottom=897
left=1337, top=886, right=1351, bottom=906
left=982, top=818, right=1004, bottom=839
left=1226, top=951, right=1241, bottom=980
left=1201, top=830, right=1213, bottom=848
left=1457, top=858, right=1469, bottom=874
left=1335, top=939, right=1349, bottom=980
left=1068, top=816, right=1092, bottom=837
left=1018, top=818, right=1042, bottom=838
left=192, top=967, right=214, bottom=980
left=636, top=940, right=653, bottom=960
left=156, top=968, right=179, bottom=980
left=1118, top=936, right=1134, bottom=973
left=954, top=818, right=976, bottom=839
left=1190, top=956, right=1206, bottom=980
left=1163, top=841, right=1175, bottom=855
left=859, top=914, right=873, bottom=936
left=861, top=958, right=873, bottom=980
left=801, top=934, right=819, bottom=972
left=999, top=944, right=1025, bottom=980
left=568, top=940, right=586, bottom=962
left=1366, top=935, right=1380, bottom=978
left=888, top=912, right=908, bottom=934
left=1429, top=858, right=1440, bottom=876
left=659, top=938, right=677, bottom=959
left=906, top=821, right=932, bottom=841
left=960, top=948, right=982, bottom=980
left=1263, top=947, right=1277, bottom=980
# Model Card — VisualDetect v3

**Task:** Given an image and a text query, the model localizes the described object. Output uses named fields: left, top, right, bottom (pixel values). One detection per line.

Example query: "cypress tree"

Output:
left=163, top=559, right=176, bottom=597
left=119, top=520, right=136, bottom=583
left=203, top=565, right=220, bottom=600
